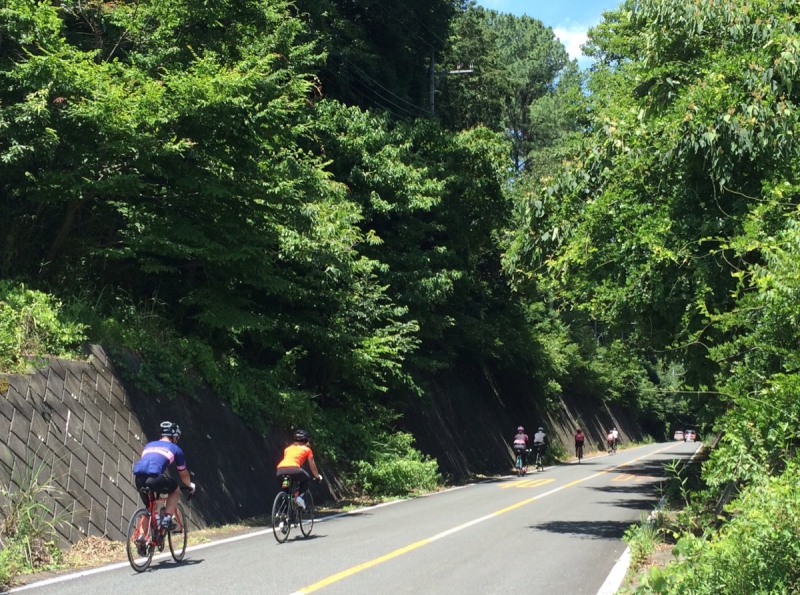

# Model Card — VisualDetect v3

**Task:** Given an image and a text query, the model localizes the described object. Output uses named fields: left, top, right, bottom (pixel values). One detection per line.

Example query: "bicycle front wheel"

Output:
left=168, top=503, right=188, bottom=561
left=126, top=509, right=154, bottom=572
left=299, top=492, right=315, bottom=537
left=272, top=492, right=291, bottom=543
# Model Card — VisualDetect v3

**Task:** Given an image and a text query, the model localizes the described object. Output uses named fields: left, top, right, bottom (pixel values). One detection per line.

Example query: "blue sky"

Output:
left=476, top=0, right=624, bottom=68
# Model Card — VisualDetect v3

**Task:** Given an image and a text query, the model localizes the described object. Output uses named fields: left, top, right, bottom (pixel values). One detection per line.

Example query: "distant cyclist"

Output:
left=574, top=428, right=585, bottom=458
left=532, top=426, right=548, bottom=460
left=512, top=426, right=529, bottom=470
left=607, top=428, right=617, bottom=453
left=133, top=421, right=196, bottom=531
left=276, top=429, right=322, bottom=509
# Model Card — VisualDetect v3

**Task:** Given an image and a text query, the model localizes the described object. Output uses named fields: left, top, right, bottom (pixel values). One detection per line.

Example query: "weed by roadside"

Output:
left=0, top=454, right=71, bottom=591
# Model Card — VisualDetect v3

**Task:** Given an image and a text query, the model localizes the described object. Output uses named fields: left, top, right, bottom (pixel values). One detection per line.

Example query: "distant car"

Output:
left=673, top=430, right=684, bottom=441
left=685, top=430, right=697, bottom=442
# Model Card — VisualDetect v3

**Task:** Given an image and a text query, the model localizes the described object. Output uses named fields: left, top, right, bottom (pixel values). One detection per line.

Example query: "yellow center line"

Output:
left=290, top=442, right=682, bottom=595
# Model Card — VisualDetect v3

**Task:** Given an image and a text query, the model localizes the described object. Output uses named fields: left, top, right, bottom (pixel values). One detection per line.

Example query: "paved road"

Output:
left=14, top=441, right=699, bottom=595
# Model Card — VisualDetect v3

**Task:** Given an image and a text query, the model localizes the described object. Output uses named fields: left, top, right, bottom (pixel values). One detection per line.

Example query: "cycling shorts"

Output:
left=134, top=473, right=178, bottom=505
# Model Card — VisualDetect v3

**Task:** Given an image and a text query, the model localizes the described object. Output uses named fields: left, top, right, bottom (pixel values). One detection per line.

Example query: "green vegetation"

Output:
left=0, top=281, right=86, bottom=373
left=351, top=433, right=441, bottom=497
left=4, top=0, right=798, bottom=582
left=0, top=455, right=68, bottom=590
left=1, top=0, right=666, bottom=501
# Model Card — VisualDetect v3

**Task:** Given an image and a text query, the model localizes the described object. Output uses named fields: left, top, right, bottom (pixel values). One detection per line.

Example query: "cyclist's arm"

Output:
left=179, top=468, right=192, bottom=488
left=308, top=455, right=321, bottom=480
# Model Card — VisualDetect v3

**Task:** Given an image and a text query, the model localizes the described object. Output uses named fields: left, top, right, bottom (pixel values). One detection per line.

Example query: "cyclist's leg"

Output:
left=143, top=473, right=179, bottom=516
left=277, top=467, right=310, bottom=497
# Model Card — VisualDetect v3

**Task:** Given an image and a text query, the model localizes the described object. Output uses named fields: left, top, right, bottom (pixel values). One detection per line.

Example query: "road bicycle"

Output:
left=575, top=442, right=584, bottom=463
left=126, top=486, right=192, bottom=572
left=272, top=475, right=318, bottom=543
left=514, top=449, right=530, bottom=476
left=607, top=439, right=618, bottom=455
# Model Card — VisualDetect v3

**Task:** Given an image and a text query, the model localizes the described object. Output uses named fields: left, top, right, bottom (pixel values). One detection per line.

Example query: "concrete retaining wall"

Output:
left=0, top=346, right=288, bottom=548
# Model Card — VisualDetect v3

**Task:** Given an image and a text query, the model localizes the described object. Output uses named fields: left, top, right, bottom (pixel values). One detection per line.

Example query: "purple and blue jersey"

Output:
left=133, top=439, right=186, bottom=475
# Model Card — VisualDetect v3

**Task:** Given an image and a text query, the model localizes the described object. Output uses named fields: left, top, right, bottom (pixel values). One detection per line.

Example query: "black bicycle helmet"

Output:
left=293, top=429, right=310, bottom=443
left=160, top=421, right=181, bottom=438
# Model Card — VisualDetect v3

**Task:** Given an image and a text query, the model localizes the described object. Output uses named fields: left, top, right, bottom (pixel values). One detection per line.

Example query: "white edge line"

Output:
left=595, top=441, right=704, bottom=595
left=10, top=484, right=471, bottom=592
left=596, top=547, right=631, bottom=595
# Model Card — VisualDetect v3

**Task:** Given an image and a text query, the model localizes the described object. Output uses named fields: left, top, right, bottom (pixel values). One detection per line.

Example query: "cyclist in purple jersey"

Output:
left=133, top=421, right=196, bottom=530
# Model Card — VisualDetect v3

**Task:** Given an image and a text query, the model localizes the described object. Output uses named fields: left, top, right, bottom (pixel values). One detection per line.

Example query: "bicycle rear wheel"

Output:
left=536, top=452, right=544, bottom=472
left=168, top=503, right=188, bottom=561
left=126, top=509, right=154, bottom=572
left=515, top=454, right=523, bottom=476
left=299, top=492, right=315, bottom=537
left=272, top=492, right=291, bottom=543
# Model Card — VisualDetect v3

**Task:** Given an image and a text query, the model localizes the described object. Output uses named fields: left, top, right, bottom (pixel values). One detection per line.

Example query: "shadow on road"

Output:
left=145, top=558, right=204, bottom=572
left=529, top=520, right=632, bottom=540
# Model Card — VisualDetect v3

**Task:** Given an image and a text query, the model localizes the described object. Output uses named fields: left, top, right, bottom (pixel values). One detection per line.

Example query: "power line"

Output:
left=320, top=65, right=423, bottom=119
left=333, top=55, right=426, bottom=113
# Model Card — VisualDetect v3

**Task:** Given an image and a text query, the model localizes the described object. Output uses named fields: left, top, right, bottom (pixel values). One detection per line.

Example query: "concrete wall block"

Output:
left=82, top=435, right=105, bottom=469
left=7, top=383, right=34, bottom=422
left=105, top=473, right=123, bottom=507
left=117, top=447, right=134, bottom=477
left=67, top=445, right=89, bottom=484
left=98, top=410, right=116, bottom=443
left=110, top=376, right=128, bottom=409
left=0, top=411, right=10, bottom=444
left=40, top=392, right=69, bottom=429
left=113, top=413, right=128, bottom=446
left=80, top=370, right=97, bottom=400
left=127, top=430, right=145, bottom=454
left=86, top=345, right=108, bottom=369
left=129, top=415, right=145, bottom=441
left=82, top=410, right=100, bottom=445
left=98, top=431, right=116, bottom=460
left=84, top=477, right=107, bottom=512
left=62, top=389, right=85, bottom=420
left=29, top=410, right=49, bottom=445
left=0, top=391, right=15, bottom=422
left=25, top=370, right=47, bottom=407
left=105, top=493, right=123, bottom=535
left=49, top=451, right=70, bottom=485
left=95, top=371, right=112, bottom=404
left=7, top=429, right=28, bottom=463
left=65, top=409, right=85, bottom=445
left=10, top=408, right=32, bottom=444
left=71, top=506, right=90, bottom=540
left=62, top=370, right=82, bottom=404
left=85, top=453, right=103, bottom=487
left=47, top=358, right=69, bottom=385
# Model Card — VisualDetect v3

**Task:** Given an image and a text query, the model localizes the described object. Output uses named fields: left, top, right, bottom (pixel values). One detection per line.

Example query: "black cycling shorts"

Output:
left=135, top=473, right=178, bottom=505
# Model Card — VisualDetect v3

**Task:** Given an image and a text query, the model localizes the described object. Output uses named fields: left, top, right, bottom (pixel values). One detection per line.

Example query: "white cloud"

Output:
left=553, top=25, right=594, bottom=69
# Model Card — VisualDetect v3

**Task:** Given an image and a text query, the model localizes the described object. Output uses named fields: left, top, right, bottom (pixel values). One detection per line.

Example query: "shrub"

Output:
left=636, top=464, right=800, bottom=594
left=0, top=281, right=86, bottom=373
left=0, top=454, right=69, bottom=588
left=352, top=432, right=441, bottom=497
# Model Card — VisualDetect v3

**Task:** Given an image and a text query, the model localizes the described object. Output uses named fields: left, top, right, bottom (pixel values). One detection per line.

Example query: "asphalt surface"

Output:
left=14, top=441, right=699, bottom=595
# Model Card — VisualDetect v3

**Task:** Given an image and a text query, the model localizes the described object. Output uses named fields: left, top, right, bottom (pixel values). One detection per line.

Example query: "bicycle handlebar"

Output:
left=181, top=485, right=195, bottom=501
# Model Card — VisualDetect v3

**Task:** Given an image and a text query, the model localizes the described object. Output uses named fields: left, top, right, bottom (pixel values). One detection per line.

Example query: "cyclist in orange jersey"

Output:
left=276, top=429, right=321, bottom=509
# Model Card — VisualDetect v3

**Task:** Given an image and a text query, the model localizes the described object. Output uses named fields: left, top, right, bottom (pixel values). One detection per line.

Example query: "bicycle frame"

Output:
left=135, top=491, right=184, bottom=548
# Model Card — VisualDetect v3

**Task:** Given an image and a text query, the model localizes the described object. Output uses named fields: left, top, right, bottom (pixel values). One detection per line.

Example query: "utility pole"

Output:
left=429, top=51, right=473, bottom=115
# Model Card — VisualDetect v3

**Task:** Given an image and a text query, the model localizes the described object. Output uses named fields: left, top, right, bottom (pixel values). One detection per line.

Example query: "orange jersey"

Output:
left=277, top=444, right=313, bottom=468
